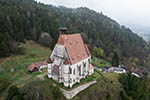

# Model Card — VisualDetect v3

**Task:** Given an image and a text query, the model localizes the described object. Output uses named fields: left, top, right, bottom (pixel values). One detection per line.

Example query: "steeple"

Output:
left=59, top=26, right=67, bottom=34
left=59, top=12, right=67, bottom=34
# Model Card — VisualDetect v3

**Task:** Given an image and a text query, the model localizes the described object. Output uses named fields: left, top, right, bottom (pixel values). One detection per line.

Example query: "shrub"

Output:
left=106, top=94, right=112, bottom=100
left=52, top=86, right=62, bottom=99
left=0, top=78, right=10, bottom=93
left=6, top=85, right=23, bottom=100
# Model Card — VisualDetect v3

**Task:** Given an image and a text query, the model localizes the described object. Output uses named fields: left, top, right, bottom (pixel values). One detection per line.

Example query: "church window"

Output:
left=70, top=78, right=72, bottom=82
left=88, top=59, right=91, bottom=64
left=78, top=65, right=81, bottom=76
left=74, top=69, right=75, bottom=75
left=69, top=67, right=72, bottom=74
left=83, top=62, right=86, bottom=73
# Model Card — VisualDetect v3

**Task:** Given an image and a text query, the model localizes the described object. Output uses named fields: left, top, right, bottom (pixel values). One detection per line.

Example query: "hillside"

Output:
left=0, top=0, right=149, bottom=67
left=0, top=41, right=123, bottom=100
left=0, top=41, right=50, bottom=98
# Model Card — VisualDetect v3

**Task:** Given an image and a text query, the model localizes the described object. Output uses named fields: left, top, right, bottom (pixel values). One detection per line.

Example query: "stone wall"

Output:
left=60, top=80, right=96, bottom=99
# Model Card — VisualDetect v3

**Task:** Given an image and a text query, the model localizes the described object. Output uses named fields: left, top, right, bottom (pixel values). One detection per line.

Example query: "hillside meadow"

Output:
left=0, top=41, right=122, bottom=100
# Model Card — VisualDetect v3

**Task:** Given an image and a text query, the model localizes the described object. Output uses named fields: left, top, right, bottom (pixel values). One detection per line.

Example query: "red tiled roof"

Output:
left=28, top=61, right=48, bottom=71
left=28, top=63, right=37, bottom=71
left=57, top=34, right=91, bottom=64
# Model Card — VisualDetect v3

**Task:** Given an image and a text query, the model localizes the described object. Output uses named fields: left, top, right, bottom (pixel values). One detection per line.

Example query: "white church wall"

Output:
left=62, top=65, right=70, bottom=87
left=50, top=44, right=68, bottom=59
left=47, top=64, right=52, bottom=78
left=69, top=56, right=91, bottom=87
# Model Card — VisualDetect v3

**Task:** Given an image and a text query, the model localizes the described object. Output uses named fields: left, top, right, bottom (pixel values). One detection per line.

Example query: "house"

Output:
left=130, top=67, right=144, bottom=78
left=108, top=67, right=126, bottom=74
left=126, top=66, right=144, bottom=78
left=102, top=68, right=108, bottom=72
left=132, top=72, right=141, bottom=78
left=28, top=61, right=48, bottom=73
left=47, top=27, right=94, bottom=88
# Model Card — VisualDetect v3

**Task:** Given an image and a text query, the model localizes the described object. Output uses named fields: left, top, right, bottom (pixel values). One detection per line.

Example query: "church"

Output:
left=47, top=27, right=94, bottom=88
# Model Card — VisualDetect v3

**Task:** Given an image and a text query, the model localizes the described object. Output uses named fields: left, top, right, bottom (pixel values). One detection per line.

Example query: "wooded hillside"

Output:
left=0, top=0, right=148, bottom=66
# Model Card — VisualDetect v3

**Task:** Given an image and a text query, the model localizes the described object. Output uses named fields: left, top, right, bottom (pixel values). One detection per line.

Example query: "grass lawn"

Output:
left=73, top=72, right=122, bottom=100
left=102, top=72, right=120, bottom=84
left=101, top=72, right=121, bottom=92
left=41, top=68, right=47, bottom=73
left=92, top=56, right=112, bottom=68
left=0, top=40, right=51, bottom=99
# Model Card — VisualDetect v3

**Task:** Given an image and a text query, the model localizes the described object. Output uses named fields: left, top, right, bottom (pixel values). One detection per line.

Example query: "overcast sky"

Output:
left=35, top=0, right=150, bottom=34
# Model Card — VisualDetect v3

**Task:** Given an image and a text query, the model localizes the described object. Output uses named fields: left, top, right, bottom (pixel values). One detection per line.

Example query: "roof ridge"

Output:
left=56, top=33, right=91, bottom=64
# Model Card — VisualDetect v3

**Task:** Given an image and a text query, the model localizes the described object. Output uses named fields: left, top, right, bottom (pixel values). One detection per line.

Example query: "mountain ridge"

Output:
left=0, top=0, right=148, bottom=67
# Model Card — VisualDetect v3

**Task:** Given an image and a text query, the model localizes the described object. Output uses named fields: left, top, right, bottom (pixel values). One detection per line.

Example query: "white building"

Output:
left=131, top=72, right=141, bottom=78
left=47, top=28, right=94, bottom=88
left=108, top=67, right=126, bottom=74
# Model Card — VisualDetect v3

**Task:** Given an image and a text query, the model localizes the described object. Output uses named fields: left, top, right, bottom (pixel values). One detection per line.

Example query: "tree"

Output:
left=6, top=86, right=23, bottom=100
left=112, top=52, right=119, bottom=67
left=118, top=73, right=150, bottom=100
left=52, top=86, right=61, bottom=99
left=92, top=46, right=105, bottom=57
left=38, top=33, right=53, bottom=48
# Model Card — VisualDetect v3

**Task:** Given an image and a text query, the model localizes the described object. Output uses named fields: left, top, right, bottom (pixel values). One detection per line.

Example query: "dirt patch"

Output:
left=0, top=58, right=5, bottom=64
left=37, top=73, right=47, bottom=80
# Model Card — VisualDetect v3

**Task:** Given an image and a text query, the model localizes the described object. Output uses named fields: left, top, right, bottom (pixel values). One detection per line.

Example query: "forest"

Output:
left=0, top=0, right=150, bottom=68
left=119, top=73, right=150, bottom=100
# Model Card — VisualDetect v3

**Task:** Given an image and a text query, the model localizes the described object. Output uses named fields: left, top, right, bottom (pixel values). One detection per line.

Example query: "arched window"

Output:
left=78, top=65, right=81, bottom=76
left=74, top=69, right=75, bottom=75
left=88, top=59, right=91, bottom=64
left=83, top=62, right=86, bottom=73
left=83, top=62, right=86, bottom=68
left=69, top=67, right=72, bottom=74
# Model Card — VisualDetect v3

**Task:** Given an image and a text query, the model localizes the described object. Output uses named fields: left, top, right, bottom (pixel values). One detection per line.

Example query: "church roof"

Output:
left=57, top=34, right=91, bottom=64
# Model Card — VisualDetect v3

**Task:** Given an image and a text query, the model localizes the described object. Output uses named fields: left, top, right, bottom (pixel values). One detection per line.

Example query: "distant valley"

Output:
left=126, top=24, right=150, bottom=42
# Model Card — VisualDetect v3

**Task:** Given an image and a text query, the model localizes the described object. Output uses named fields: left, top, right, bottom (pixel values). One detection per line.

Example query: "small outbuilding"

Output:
left=28, top=61, right=48, bottom=73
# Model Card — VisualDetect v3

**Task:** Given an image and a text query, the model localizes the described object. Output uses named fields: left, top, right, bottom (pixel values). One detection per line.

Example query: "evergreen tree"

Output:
left=112, top=52, right=119, bottom=67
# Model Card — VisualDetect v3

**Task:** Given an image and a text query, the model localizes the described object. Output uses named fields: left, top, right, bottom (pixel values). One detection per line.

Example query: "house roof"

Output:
left=28, top=61, right=48, bottom=71
left=57, top=34, right=91, bottom=64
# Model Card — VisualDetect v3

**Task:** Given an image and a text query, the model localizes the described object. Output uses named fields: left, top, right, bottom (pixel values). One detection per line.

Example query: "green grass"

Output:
left=0, top=40, right=51, bottom=99
left=72, top=72, right=100, bottom=89
left=80, top=72, right=99, bottom=83
left=92, top=56, right=112, bottom=68
left=102, top=72, right=120, bottom=85
left=73, top=72, right=122, bottom=100
left=42, top=71, right=122, bottom=100
left=41, top=68, right=47, bottom=73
